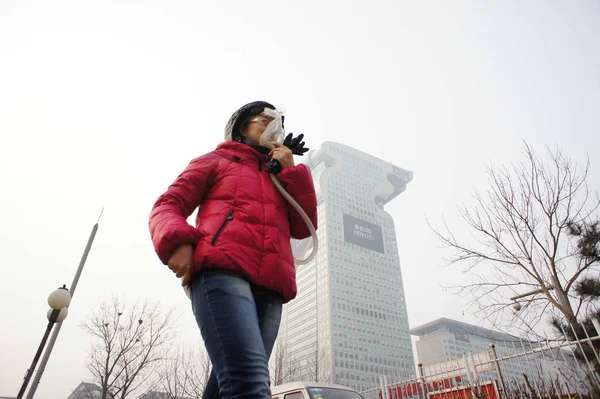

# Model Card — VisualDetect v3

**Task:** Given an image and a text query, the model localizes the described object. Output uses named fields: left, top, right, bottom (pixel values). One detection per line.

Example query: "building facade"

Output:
left=411, top=318, right=584, bottom=389
left=67, top=382, right=111, bottom=399
left=277, top=141, right=415, bottom=392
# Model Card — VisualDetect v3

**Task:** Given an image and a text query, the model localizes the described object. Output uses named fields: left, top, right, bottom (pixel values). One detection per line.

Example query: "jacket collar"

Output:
left=215, top=141, right=269, bottom=165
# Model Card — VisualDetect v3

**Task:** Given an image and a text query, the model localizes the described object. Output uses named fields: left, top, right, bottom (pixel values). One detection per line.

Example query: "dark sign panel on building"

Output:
left=343, top=214, right=385, bottom=254
left=453, top=331, right=471, bottom=343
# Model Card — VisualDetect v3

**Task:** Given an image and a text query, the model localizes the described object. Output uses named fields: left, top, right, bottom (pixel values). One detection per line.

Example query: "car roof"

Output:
left=271, top=381, right=357, bottom=395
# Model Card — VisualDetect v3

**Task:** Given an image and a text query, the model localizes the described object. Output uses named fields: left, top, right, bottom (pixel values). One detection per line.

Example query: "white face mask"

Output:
left=258, top=108, right=285, bottom=149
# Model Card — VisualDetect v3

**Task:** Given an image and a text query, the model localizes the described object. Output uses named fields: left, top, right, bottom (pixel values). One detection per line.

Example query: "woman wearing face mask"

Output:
left=149, top=101, right=317, bottom=399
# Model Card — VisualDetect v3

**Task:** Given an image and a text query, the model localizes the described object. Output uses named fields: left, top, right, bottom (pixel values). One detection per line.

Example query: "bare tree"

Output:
left=551, top=219, right=600, bottom=376
left=80, top=296, right=177, bottom=399
left=152, top=345, right=211, bottom=398
left=270, top=339, right=335, bottom=385
left=429, top=142, right=600, bottom=334
left=270, top=337, right=288, bottom=386
left=300, top=343, right=337, bottom=383
left=270, top=337, right=300, bottom=386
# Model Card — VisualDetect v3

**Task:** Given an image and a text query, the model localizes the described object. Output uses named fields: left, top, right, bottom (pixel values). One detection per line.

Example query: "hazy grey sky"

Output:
left=1, top=1, right=599, bottom=397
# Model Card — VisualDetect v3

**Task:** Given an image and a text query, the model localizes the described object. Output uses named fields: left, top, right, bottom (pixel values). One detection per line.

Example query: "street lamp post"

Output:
left=510, top=285, right=554, bottom=312
left=16, top=286, right=72, bottom=399
left=25, top=215, right=100, bottom=399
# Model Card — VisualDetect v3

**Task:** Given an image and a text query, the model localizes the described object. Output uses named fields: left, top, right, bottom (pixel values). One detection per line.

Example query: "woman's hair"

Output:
left=224, top=101, right=276, bottom=142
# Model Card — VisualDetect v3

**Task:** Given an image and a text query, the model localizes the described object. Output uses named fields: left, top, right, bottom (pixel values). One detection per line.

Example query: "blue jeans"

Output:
left=191, top=270, right=283, bottom=399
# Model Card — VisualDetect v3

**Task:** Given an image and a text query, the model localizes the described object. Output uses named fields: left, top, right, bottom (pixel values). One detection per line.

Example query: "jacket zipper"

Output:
left=211, top=210, right=234, bottom=246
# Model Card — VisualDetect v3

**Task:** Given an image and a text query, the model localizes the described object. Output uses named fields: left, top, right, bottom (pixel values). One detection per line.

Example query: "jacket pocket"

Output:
left=211, top=210, right=234, bottom=246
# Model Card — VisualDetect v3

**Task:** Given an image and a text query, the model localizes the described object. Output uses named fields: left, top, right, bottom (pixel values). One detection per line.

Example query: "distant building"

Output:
left=66, top=385, right=194, bottom=399
left=137, top=391, right=191, bottom=399
left=411, top=318, right=583, bottom=388
left=67, top=382, right=112, bottom=399
left=279, top=142, right=415, bottom=391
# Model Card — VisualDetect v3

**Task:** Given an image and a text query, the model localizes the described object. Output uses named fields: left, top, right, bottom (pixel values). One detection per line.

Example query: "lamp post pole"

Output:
left=25, top=214, right=101, bottom=399
left=16, top=287, right=71, bottom=399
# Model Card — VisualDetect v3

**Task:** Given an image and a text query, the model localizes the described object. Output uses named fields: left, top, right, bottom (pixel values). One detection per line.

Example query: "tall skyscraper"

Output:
left=277, top=141, right=415, bottom=392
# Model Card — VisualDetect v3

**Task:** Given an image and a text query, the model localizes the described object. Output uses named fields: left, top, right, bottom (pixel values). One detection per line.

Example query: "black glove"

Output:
left=265, top=159, right=283, bottom=175
left=283, top=133, right=309, bottom=156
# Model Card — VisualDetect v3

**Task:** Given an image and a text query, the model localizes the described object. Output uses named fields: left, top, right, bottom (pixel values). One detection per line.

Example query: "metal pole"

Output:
left=592, top=318, right=600, bottom=338
left=550, top=275, right=573, bottom=317
left=25, top=219, right=100, bottom=399
left=434, top=360, right=449, bottom=399
left=526, top=339, right=550, bottom=398
left=463, top=352, right=476, bottom=397
left=510, top=285, right=554, bottom=301
left=468, top=351, right=482, bottom=397
left=17, top=310, right=60, bottom=399
left=536, top=340, right=557, bottom=398
left=379, top=376, right=387, bottom=399
left=580, top=318, right=600, bottom=367
left=489, top=344, right=506, bottom=396
left=563, top=320, right=600, bottom=390
left=518, top=338, right=543, bottom=399
left=510, top=340, right=533, bottom=399
left=544, top=332, right=572, bottom=399
left=555, top=332, right=583, bottom=399
left=418, top=363, right=427, bottom=399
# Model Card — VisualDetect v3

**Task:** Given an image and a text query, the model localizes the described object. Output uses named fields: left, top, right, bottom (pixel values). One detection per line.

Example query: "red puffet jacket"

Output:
left=149, top=141, right=318, bottom=302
